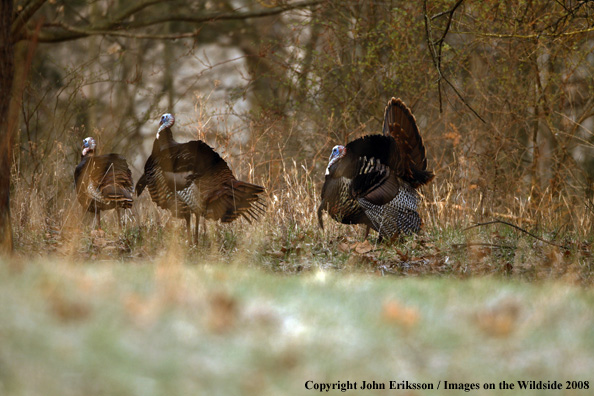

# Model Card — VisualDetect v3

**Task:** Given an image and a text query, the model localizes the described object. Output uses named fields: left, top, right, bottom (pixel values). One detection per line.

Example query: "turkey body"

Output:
left=318, top=98, right=434, bottom=240
left=136, top=114, right=265, bottom=242
left=74, top=140, right=134, bottom=228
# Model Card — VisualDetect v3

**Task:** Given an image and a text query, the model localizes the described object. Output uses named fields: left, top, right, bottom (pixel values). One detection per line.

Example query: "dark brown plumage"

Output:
left=136, top=114, right=265, bottom=242
left=318, top=98, right=434, bottom=240
left=74, top=137, right=134, bottom=229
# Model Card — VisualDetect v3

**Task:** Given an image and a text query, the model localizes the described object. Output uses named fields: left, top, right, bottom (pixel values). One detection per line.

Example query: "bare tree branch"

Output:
left=455, top=26, right=594, bottom=40
left=423, top=0, right=486, bottom=123
left=22, top=0, right=323, bottom=43
left=11, top=0, right=46, bottom=36
left=123, top=0, right=323, bottom=28
left=433, top=0, right=463, bottom=49
left=451, top=243, right=516, bottom=250
left=52, top=22, right=203, bottom=40
left=464, top=220, right=568, bottom=249
left=111, top=0, right=171, bottom=23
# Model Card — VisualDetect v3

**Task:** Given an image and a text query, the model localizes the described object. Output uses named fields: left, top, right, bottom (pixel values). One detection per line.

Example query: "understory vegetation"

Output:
left=11, top=149, right=594, bottom=285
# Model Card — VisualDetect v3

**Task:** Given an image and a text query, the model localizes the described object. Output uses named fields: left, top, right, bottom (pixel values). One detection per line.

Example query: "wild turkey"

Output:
left=74, top=137, right=134, bottom=229
left=136, top=113, right=265, bottom=242
left=317, top=98, right=434, bottom=240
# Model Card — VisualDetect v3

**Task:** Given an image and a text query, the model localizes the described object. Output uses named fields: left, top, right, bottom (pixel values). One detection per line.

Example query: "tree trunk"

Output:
left=0, top=0, right=15, bottom=254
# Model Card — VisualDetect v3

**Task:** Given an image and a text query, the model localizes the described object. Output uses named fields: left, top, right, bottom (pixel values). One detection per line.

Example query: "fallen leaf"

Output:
left=382, top=300, right=420, bottom=329
left=474, top=299, right=521, bottom=338
left=545, top=246, right=563, bottom=268
left=208, top=292, right=238, bottom=333
left=353, top=240, right=374, bottom=254
left=267, top=250, right=285, bottom=258
left=43, top=284, right=91, bottom=323
left=338, top=242, right=350, bottom=253
left=124, top=293, right=162, bottom=326
left=469, top=245, right=490, bottom=261
left=396, top=250, right=409, bottom=261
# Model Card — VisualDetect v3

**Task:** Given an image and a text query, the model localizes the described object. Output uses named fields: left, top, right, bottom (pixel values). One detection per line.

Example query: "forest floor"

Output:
left=14, top=205, right=594, bottom=285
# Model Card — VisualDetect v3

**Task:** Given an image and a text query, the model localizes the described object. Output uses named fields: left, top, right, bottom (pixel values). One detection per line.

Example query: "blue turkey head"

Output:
left=326, top=145, right=346, bottom=175
left=81, top=137, right=96, bottom=157
left=157, top=113, right=175, bottom=138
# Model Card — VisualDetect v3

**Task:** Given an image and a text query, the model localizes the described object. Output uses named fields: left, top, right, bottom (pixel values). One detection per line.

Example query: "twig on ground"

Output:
left=463, top=220, right=568, bottom=249
left=451, top=242, right=516, bottom=250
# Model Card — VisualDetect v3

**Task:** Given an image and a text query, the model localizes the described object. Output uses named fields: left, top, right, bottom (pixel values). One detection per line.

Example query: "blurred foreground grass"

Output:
left=1, top=259, right=593, bottom=396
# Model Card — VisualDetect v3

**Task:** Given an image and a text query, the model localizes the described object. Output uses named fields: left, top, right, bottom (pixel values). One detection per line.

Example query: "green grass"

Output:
left=1, top=259, right=594, bottom=395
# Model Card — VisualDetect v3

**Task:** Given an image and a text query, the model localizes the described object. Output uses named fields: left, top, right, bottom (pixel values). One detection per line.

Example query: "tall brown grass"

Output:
left=11, top=98, right=594, bottom=279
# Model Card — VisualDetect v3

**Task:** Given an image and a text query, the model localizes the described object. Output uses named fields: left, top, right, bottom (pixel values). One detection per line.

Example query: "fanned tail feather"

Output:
left=383, top=97, right=434, bottom=187
left=206, top=180, right=266, bottom=223
left=101, top=184, right=134, bottom=209
left=136, top=173, right=148, bottom=196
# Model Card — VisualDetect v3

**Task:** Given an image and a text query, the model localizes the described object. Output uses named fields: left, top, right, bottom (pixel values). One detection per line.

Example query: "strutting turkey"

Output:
left=74, top=137, right=134, bottom=229
left=136, top=113, right=265, bottom=242
left=317, top=98, right=434, bottom=240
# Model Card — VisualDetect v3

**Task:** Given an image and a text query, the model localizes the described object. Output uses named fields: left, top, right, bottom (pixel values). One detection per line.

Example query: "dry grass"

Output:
left=9, top=93, right=594, bottom=283
left=9, top=137, right=594, bottom=284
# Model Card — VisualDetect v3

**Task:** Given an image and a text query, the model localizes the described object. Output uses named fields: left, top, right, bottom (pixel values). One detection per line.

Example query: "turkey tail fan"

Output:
left=230, top=180, right=266, bottom=223
left=409, top=167, right=435, bottom=188
left=136, top=173, right=148, bottom=196
left=100, top=161, right=134, bottom=208
left=206, top=180, right=266, bottom=223
left=97, top=159, right=134, bottom=208
left=317, top=202, right=325, bottom=230
left=382, top=97, right=434, bottom=186
left=101, top=184, right=134, bottom=209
